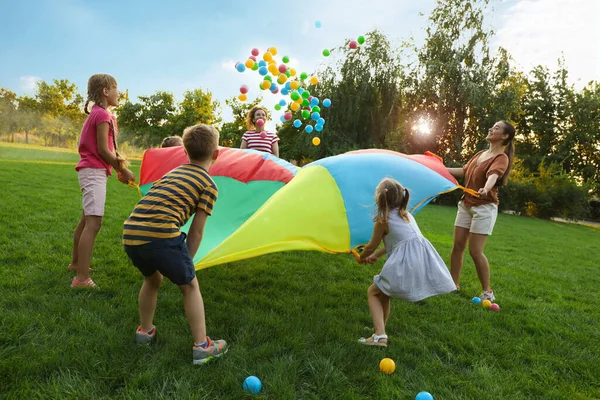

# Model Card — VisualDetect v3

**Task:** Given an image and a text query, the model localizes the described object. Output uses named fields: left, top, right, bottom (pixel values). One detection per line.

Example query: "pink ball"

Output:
left=249, top=55, right=257, bottom=61
left=349, top=40, right=358, bottom=49
left=260, top=132, right=267, bottom=139
left=271, top=88, right=279, bottom=95
left=284, top=112, right=292, bottom=121
left=490, top=303, right=501, bottom=312
left=256, top=119, right=265, bottom=127
left=278, top=64, right=287, bottom=73
left=240, top=85, right=248, bottom=94
left=251, top=48, right=259, bottom=56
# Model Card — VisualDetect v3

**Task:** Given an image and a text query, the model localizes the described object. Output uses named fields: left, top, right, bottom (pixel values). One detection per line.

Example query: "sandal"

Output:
left=71, top=277, right=98, bottom=288
left=358, top=333, right=388, bottom=347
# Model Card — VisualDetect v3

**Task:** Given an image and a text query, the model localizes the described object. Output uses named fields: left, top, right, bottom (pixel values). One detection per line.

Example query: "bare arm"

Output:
left=359, top=221, right=386, bottom=261
left=240, top=139, right=248, bottom=149
left=186, top=208, right=208, bottom=259
left=96, top=122, right=122, bottom=171
left=478, top=174, right=499, bottom=196
left=446, top=167, right=465, bottom=178
left=271, top=141, right=279, bottom=157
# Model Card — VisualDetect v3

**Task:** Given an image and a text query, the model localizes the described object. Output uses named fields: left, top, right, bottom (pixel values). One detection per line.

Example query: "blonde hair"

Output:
left=84, top=74, right=117, bottom=114
left=246, top=106, right=268, bottom=130
left=161, top=135, right=183, bottom=148
left=374, top=178, right=410, bottom=223
left=182, top=124, right=219, bottom=161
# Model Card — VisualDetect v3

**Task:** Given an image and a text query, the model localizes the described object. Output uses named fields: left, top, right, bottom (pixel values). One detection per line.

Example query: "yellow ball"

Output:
left=379, top=358, right=395, bottom=374
left=310, top=76, right=319, bottom=85
left=261, top=80, right=271, bottom=90
left=263, top=51, right=273, bottom=62
left=289, top=68, right=297, bottom=77
left=268, top=64, right=279, bottom=75
left=238, top=94, right=247, bottom=102
left=290, top=81, right=300, bottom=90
left=268, top=46, right=278, bottom=55
left=245, top=59, right=255, bottom=69
left=277, top=74, right=288, bottom=84
left=312, top=137, right=321, bottom=146
left=482, top=299, right=492, bottom=309
left=290, top=102, right=300, bottom=111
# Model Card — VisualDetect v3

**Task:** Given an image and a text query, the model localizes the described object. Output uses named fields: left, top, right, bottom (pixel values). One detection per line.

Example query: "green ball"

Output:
left=301, top=90, right=310, bottom=99
left=357, top=35, right=365, bottom=44
left=282, top=56, right=290, bottom=63
left=301, top=110, right=310, bottom=119
left=252, top=63, right=259, bottom=71
left=312, top=106, right=321, bottom=113
left=300, top=72, right=308, bottom=80
left=322, top=49, right=330, bottom=57
left=290, top=91, right=300, bottom=101
left=302, top=99, right=309, bottom=107
left=264, top=75, right=272, bottom=82
left=285, top=70, right=291, bottom=77
left=274, top=104, right=281, bottom=110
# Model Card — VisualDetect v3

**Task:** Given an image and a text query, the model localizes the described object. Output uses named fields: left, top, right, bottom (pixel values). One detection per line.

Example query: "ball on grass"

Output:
left=243, top=376, right=262, bottom=394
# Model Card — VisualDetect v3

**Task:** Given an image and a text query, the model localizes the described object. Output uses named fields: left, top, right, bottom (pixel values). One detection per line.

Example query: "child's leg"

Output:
left=468, top=233, right=491, bottom=291
left=139, top=271, right=163, bottom=332
left=179, top=277, right=207, bottom=345
left=74, top=215, right=102, bottom=281
left=366, top=284, right=389, bottom=343
left=450, top=226, right=470, bottom=288
left=70, top=213, right=86, bottom=268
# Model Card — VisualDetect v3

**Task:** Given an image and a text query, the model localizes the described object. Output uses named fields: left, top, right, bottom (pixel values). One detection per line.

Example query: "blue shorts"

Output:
left=124, top=233, right=196, bottom=286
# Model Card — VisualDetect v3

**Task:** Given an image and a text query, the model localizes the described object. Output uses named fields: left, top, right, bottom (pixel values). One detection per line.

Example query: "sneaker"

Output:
left=136, top=326, right=156, bottom=345
left=193, top=337, right=228, bottom=365
left=480, top=290, right=496, bottom=302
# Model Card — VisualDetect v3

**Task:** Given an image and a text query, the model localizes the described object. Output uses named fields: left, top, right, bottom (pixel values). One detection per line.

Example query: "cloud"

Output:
left=492, top=0, right=599, bottom=88
left=20, top=76, right=40, bottom=92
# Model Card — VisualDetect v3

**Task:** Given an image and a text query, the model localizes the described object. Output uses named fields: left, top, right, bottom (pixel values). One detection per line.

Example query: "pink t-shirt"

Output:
left=75, top=105, right=116, bottom=176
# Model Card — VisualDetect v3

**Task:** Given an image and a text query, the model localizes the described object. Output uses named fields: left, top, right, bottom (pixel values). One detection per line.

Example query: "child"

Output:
left=161, top=135, right=183, bottom=148
left=356, top=178, right=456, bottom=347
left=240, top=106, right=280, bottom=157
left=122, top=123, right=228, bottom=365
left=69, top=73, right=135, bottom=288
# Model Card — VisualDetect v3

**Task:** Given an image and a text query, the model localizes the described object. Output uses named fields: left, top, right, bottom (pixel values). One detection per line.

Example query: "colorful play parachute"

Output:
left=138, top=146, right=299, bottom=263
left=137, top=147, right=474, bottom=269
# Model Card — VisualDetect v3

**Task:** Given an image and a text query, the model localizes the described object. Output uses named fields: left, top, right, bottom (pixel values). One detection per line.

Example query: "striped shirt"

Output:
left=242, top=130, right=280, bottom=154
left=122, top=164, right=218, bottom=246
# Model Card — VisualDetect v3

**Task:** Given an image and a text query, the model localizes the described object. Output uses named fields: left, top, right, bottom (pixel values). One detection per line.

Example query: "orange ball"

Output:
left=277, top=74, right=288, bottom=84
left=261, top=80, right=271, bottom=90
left=263, top=52, right=273, bottom=62
left=245, top=59, right=255, bottom=69
left=268, top=46, right=278, bottom=55
left=238, top=94, right=247, bottom=102
left=290, top=81, right=300, bottom=90
left=310, top=76, right=319, bottom=85
left=379, top=358, right=395, bottom=374
left=312, top=137, right=321, bottom=146
left=290, top=102, right=300, bottom=111
left=289, top=68, right=297, bottom=77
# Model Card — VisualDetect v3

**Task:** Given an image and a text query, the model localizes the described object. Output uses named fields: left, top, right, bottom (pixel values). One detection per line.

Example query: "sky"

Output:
left=1, top=0, right=598, bottom=131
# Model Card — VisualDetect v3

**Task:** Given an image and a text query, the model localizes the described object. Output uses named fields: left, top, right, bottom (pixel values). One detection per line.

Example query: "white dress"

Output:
left=373, top=210, right=456, bottom=302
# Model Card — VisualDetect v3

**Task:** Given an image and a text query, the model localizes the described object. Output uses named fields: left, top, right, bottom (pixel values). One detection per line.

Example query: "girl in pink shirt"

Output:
left=69, top=74, right=135, bottom=288
left=240, top=106, right=280, bottom=157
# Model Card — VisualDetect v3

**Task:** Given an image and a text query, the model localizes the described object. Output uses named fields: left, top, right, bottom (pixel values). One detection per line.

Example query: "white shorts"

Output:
left=78, top=168, right=108, bottom=217
left=454, top=200, right=498, bottom=235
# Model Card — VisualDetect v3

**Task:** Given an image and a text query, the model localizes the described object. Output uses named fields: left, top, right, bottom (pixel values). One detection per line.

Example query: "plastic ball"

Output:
left=310, top=97, right=320, bottom=107
left=311, top=112, right=320, bottom=121
left=311, top=106, right=321, bottom=113
left=472, top=297, right=482, bottom=304
left=285, top=70, right=291, bottom=77
left=289, top=68, right=297, bottom=77
left=301, top=99, right=309, bottom=107
left=255, top=119, right=265, bottom=127
left=300, top=72, right=308, bottom=80
left=357, top=35, right=365, bottom=44
left=322, top=98, right=332, bottom=107
left=301, top=90, right=310, bottom=99
left=315, top=124, right=323, bottom=132
left=349, top=40, right=358, bottom=49
left=238, top=94, right=247, bottom=102
left=270, top=82, right=277, bottom=91
left=279, top=115, right=286, bottom=123
left=252, top=63, right=259, bottom=71
left=260, top=131, right=267, bottom=139
left=258, top=60, right=267, bottom=67
left=282, top=55, right=290, bottom=63
left=284, top=112, right=292, bottom=121
left=251, top=48, right=259, bottom=56
left=315, top=20, right=322, bottom=28
left=277, top=99, right=286, bottom=107
left=277, top=74, right=287, bottom=84
left=268, top=46, right=277, bottom=55
left=322, top=49, right=330, bottom=57
left=310, top=76, right=319, bottom=85
left=258, top=66, right=268, bottom=76
left=271, top=87, right=279, bottom=95
left=235, top=63, right=246, bottom=72
left=261, top=80, right=271, bottom=90
left=290, top=102, right=301, bottom=111
left=245, top=59, right=255, bottom=69
left=293, top=119, right=302, bottom=128
left=268, top=64, right=279, bottom=75
left=379, top=358, right=395, bottom=374
left=301, top=110, right=310, bottom=119
left=312, top=137, right=320, bottom=146
left=249, top=55, right=257, bottom=61
left=416, top=392, right=434, bottom=400
left=317, top=118, right=325, bottom=125
left=264, top=75, right=272, bottom=82
left=305, top=125, right=313, bottom=133
left=274, top=104, right=281, bottom=111
left=281, top=88, right=289, bottom=95
left=239, top=85, right=249, bottom=94
left=298, top=87, right=305, bottom=94
left=490, top=303, right=501, bottom=312
left=278, top=64, right=287, bottom=73
left=263, top=51, right=273, bottom=62
left=482, top=299, right=492, bottom=309
left=290, top=91, right=300, bottom=101
left=290, top=81, right=300, bottom=90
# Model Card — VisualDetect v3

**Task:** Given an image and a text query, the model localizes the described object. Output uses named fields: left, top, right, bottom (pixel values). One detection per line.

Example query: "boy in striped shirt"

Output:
left=123, top=124, right=228, bottom=365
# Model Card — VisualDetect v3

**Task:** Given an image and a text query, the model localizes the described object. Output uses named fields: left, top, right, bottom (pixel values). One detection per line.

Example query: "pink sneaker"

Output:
left=71, top=277, right=98, bottom=288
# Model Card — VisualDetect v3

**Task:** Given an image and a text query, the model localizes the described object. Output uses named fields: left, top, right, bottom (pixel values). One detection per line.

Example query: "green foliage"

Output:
left=219, top=96, right=262, bottom=148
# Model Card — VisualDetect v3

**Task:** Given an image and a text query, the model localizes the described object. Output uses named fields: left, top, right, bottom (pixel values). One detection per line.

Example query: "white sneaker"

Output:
left=480, top=290, right=496, bottom=302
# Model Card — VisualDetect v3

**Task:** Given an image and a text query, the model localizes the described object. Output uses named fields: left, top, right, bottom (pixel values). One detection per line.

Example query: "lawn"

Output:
left=0, top=144, right=598, bottom=399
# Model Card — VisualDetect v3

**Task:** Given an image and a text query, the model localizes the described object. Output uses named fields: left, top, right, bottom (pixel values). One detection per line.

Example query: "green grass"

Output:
left=1, top=144, right=599, bottom=399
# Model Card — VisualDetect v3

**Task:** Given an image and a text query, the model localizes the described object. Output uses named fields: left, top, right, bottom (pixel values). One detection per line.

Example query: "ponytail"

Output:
left=398, top=188, right=410, bottom=222
left=497, top=120, right=516, bottom=186
left=84, top=99, right=91, bottom=115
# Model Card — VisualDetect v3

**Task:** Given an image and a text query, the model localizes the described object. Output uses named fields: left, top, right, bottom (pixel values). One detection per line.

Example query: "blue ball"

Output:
left=315, top=124, right=323, bottom=132
left=243, top=376, right=262, bottom=394
left=416, top=392, right=434, bottom=400
left=311, top=112, right=320, bottom=121
left=279, top=99, right=287, bottom=107
left=258, top=67, right=268, bottom=76
left=298, top=87, right=305, bottom=94
left=270, top=82, right=278, bottom=91
left=323, top=98, right=331, bottom=107
left=310, top=97, right=319, bottom=107
left=258, top=60, right=267, bottom=67
left=305, top=125, right=313, bottom=133
left=317, top=118, right=325, bottom=126
left=315, top=20, right=322, bottom=28
left=293, top=119, right=302, bottom=128
left=281, top=88, right=289, bottom=95
left=236, top=63, right=246, bottom=73
left=285, top=81, right=292, bottom=90
left=472, top=297, right=482, bottom=304
left=280, top=115, right=286, bottom=123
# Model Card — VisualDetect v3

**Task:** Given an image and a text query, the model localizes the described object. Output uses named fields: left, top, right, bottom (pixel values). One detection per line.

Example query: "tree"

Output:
left=219, top=96, right=262, bottom=148
left=169, top=88, right=220, bottom=136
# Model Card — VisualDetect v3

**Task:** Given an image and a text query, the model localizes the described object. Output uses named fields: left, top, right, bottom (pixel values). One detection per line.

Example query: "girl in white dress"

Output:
left=356, top=178, right=456, bottom=347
